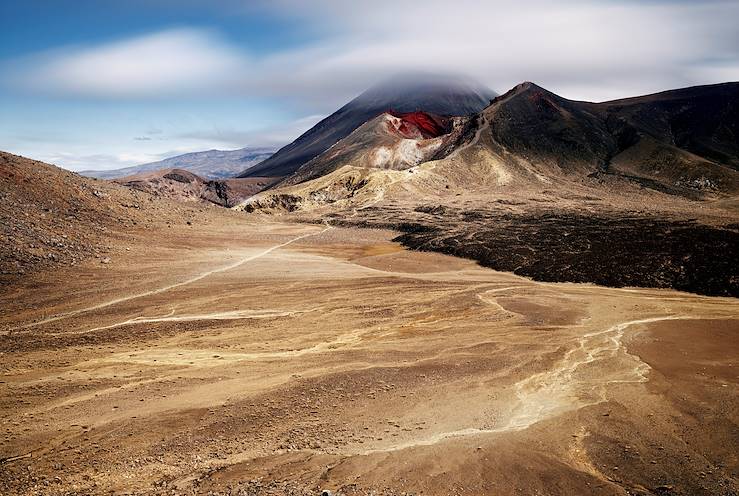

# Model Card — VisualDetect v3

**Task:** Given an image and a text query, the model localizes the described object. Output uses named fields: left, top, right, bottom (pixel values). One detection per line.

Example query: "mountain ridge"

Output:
left=248, top=80, right=739, bottom=205
left=80, top=146, right=275, bottom=180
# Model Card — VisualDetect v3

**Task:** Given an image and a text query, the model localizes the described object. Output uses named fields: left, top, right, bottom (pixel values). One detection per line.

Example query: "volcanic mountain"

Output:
left=238, top=73, right=496, bottom=179
left=240, top=82, right=739, bottom=296
left=81, top=147, right=275, bottom=180
left=480, top=81, right=739, bottom=194
left=252, top=81, right=739, bottom=205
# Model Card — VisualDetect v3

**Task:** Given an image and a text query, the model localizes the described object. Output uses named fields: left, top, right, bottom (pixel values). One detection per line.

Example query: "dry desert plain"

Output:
left=1, top=216, right=738, bottom=495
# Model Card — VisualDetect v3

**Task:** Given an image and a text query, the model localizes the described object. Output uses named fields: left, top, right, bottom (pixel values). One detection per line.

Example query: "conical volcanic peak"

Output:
left=239, top=73, right=496, bottom=178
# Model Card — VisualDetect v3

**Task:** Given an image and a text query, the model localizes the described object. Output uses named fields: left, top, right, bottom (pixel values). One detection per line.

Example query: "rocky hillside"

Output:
left=0, top=152, right=230, bottom=282
left=279, top=111, right=467, bottom=187
left=116, top=168, right=279, bottom=207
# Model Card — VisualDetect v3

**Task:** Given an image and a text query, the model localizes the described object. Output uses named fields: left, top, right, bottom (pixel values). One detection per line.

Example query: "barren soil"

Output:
left=1, top=218, right=737, bottom=495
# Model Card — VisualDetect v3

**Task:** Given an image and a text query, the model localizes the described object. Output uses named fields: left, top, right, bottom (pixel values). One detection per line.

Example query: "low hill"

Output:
left=116, top=169, right=279, bottom=207
left=1, top=152, right=150, bottom=278
left=0, top=152, right=247, bottom=282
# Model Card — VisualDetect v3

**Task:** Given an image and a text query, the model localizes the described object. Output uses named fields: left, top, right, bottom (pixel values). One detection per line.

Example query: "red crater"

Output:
left=387, top=110, right=451, bottom=139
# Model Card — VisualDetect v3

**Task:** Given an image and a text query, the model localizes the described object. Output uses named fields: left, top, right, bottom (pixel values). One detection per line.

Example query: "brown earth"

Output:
left=0, top=152, right=234, bottom=282
left=2, top=147, right=738, bottom=496
left=1, top=216, right=737, bottom=495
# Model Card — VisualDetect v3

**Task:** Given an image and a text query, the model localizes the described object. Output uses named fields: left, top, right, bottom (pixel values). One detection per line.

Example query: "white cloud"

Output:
left=176, top=114, right=325, bottom=148
left=9, top=29, right=247, bottom=98
left=248, top=0, right=739, bottom=102
left=6, top=1, right=739, bottom=107
left=40, top=150, right=175, bottom=171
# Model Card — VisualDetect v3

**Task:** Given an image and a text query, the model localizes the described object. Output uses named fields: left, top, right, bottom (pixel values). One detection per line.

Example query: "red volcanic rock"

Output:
left=387, top=110, right=452, bottom=139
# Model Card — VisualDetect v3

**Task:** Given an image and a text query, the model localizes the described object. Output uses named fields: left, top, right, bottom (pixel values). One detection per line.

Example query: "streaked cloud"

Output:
left=6, top=1, right=739, bottom=106
left=248, top=0, right=739, bottom=102
left=7, top=29, right=246, bottom=99
left=176, top=114, right=325, bottom=148
left=41, top=150, right=181, bottom=171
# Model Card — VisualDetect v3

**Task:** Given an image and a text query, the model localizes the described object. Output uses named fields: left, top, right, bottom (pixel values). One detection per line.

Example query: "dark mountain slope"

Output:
left=594, top=82, right=739, bottom=169
left=477, top=81, right=739, bottom=195
left=485, top=82, right=622, bottom=173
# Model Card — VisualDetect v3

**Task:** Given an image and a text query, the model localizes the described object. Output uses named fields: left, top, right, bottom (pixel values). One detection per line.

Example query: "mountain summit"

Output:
left=238, top=73, right=496, bottom=178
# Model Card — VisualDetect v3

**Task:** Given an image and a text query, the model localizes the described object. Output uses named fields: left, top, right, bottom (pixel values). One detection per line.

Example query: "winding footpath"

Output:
left=14, top=226, right=333, bottom=330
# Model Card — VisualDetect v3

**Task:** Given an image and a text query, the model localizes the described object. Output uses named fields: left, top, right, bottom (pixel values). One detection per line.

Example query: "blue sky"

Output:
left=1, top=0, right=738, bottom=171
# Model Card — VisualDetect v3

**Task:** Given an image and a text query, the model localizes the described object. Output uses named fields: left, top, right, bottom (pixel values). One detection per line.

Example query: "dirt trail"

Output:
left=359, top=314, right=698, bottom=455
left=13, top=225, right=332, bottom=330
left=66, top=308, right=319, bottom=335
left=448, top=114, right=489, bottom=160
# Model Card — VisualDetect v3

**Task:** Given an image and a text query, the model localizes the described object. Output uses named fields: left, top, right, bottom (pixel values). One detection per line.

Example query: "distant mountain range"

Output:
left=79, top=147, right=275, bottom=180
left=238, top=73, right=496, bottom=178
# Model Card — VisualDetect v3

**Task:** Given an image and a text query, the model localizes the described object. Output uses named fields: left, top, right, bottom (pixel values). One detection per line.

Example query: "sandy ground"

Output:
left=0, top=219, right=737, bottom=495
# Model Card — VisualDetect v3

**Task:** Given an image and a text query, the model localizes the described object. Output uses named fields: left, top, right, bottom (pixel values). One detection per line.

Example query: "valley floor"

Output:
left=0, top=219, right=737, bottom=495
